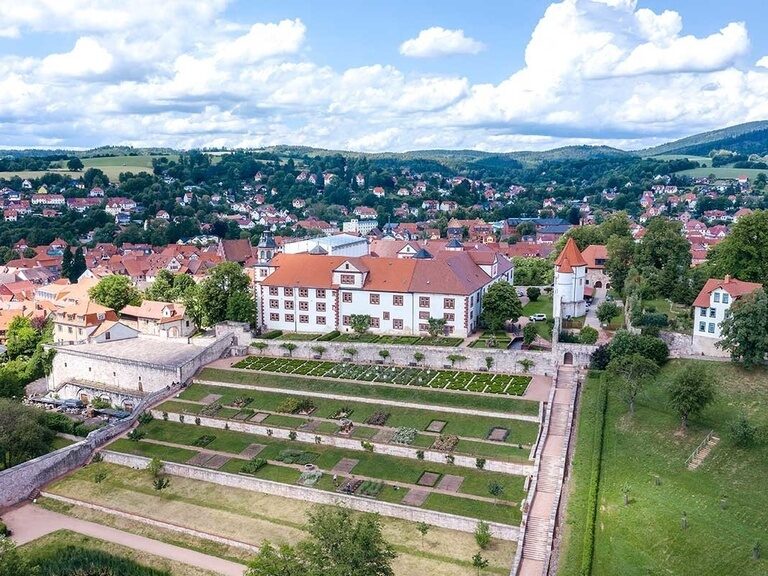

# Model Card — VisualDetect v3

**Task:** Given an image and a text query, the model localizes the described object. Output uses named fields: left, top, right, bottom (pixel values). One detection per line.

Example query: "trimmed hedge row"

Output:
left=260, top=330, right=283, bottom=340
left=580, top=376, right=608, bottom=576
left=317, top=330, right=341, bottom=341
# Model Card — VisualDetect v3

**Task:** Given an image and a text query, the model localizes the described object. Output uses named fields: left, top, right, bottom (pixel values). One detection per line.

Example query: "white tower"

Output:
left=553, top=237, right=587, bottom=319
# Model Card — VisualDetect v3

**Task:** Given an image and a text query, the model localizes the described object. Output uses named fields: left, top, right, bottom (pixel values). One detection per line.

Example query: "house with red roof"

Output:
left=692, top=275, right=762, bottom=355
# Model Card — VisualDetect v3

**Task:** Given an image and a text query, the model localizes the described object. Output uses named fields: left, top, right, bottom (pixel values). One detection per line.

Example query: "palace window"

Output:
left=393, top=295, right=403, bottom=306
left=342, top=292, right=352, bottom=303
left=419, top=297, right=430, bottom=308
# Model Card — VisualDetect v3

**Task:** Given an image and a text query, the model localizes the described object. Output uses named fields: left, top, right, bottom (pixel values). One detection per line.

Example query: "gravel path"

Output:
left=4, top=504, right=246, bottom=576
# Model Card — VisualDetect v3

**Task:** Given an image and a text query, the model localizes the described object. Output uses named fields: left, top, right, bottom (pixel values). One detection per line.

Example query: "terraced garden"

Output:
left=199, top=367, right=540, bottom=416
left=44, top=465, right=517, bottom=575
left=109, top=416, right=525, bottom=525
left=155, top=383, right=538, bottom=462
left=233, top=356, right=532, bottom=395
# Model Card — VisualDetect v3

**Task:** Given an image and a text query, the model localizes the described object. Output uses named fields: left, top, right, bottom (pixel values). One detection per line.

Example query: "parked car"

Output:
left=529, top=313, right=547, bottom=322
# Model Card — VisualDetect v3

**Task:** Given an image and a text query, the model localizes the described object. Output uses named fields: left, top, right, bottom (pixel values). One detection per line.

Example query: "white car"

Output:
left=529, top=313, right=547, bottom=322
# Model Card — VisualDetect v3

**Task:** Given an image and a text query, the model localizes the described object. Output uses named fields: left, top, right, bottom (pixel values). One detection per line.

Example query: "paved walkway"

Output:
left=4, top=504, right=246, bottom=576
left=518, top=365, right=578, bottom=575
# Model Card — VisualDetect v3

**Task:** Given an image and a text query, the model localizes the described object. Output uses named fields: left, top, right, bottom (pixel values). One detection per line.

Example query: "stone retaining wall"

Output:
left=250, top=340, right=555, bottom=376
left=0, top=384, right=181, bottom=512
left=153, top=410, right=535, bottom=476
left=101, top=450, right=520, bottom=541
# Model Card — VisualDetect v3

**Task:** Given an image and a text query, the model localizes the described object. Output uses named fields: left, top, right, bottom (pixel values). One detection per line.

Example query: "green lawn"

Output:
left=650, top=154, right=713, bottom=167
left=522, top=294, right=553, bottom=317
left=173, top=383, right=539, bottom=446
left=200, top=368, right=540, bottom=416
left=117, top=419, right=527, bottom=509
left=677, top=166, right=767, bottom=179
left=558, top=361, right=768, bottom=576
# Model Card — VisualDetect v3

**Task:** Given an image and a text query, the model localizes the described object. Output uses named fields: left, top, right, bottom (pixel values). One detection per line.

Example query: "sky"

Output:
left=0, top=0, right=767, bottom=152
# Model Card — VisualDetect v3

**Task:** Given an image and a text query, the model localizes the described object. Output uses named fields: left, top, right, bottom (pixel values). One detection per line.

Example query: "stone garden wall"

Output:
left=0, top=384, right=181, bottom=512
left=101, top=450, right=521, bottom=541
left=152, top=410, right=535, bottom=477
left=249, top=340, right=555, bottom=376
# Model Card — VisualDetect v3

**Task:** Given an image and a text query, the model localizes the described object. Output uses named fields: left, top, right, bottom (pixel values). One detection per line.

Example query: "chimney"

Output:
left=724, top=274, right=731, bottom=283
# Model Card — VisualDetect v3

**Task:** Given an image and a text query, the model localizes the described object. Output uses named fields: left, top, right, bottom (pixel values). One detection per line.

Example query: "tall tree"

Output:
left=634, top=219, right=691, bottom=300
left=60, top=248, right=73, bottom=281
left=605, top=235, right=635, bottom=295
left=607, top=353, right=659, bottom=414
left=246, top=507, right=396, bottom=576
left=196, top=262, right=251, bottom=326
left=226, top=291, right=256, bottom=325
left=708, top=210, right=768, bottom=286
left=89, top=275, right=141, bottom=311
left=5, top=317, right=40, bottom=359
left=717, top=288, right=768, bottom=368
left=0, top=399, right=55, bottom=468
left=146, top=269, right=175, bottom=301
left=480, top=281, right=522, bottom=332
left=668, top=363, right=716, bottom=430
left=70, top=246, right=87, bottom=282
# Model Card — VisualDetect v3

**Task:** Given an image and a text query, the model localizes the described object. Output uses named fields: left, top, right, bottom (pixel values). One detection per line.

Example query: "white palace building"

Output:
left=255, top=243, right=514, bottom=338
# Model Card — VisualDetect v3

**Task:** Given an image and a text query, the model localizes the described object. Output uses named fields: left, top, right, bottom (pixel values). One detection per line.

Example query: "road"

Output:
left=4, top=504, right=246, bottom=576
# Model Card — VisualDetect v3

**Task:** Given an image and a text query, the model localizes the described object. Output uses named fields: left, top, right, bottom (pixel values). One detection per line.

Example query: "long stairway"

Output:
left=517, top=365, right=578, bottom=575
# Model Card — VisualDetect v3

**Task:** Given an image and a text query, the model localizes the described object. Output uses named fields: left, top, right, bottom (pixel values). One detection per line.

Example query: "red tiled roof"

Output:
left=692, top=277, right=762, bottom=308
left=581, top=244, right=608, bottom=269
left=554, top=238, right=586, bottom=273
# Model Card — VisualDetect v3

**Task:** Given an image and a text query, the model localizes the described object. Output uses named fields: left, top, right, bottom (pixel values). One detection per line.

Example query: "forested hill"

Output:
left=641, top=121, right=768, bottom=157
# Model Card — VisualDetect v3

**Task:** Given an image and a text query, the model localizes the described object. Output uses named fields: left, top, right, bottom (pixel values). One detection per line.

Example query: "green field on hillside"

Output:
left=558, top=361, right=768, bottom=576
left=0, top=154, right=178, bottom=181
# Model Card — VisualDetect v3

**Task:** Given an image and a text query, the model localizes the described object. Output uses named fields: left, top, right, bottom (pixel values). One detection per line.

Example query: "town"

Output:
left=1, top=1, right=768, bottom=576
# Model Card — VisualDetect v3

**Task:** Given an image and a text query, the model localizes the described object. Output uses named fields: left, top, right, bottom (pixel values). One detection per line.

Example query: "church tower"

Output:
left=553, top=237, right=587, bottom=319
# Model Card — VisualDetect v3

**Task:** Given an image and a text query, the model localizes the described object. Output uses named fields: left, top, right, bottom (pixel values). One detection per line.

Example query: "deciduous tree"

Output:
left=667, top=363, right=716, bottom=430
left=717, top=288, right=768, bottom=368
left=89, top=275, right=141, bottom=311
left=607, top=353, right=658, bottom=414
left=480, top=281, right=522, bottom=332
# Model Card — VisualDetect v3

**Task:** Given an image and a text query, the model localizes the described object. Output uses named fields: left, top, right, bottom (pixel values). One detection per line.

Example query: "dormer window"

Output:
left=97, top=313, right=105, bottom=321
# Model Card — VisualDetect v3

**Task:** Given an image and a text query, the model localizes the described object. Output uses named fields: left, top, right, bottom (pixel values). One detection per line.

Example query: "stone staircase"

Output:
left=517, top=366, right=577, bottom=576
left=687, top=434, right=720, bottom=470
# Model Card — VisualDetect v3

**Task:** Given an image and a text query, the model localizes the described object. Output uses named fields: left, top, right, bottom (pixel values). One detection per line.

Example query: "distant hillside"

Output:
left=642, top=121, right=768, bottom=157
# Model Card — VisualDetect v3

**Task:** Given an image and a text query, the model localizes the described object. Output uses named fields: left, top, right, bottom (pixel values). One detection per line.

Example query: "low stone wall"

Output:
left=101, top=450, right=520, bottom=541
left=249, top=340, right=555, bottom=376
left=0, top=384, right=181, bottom=512
left=552, top=342, right=597, bottom=368
left=153, top=410, right=534, bottom=476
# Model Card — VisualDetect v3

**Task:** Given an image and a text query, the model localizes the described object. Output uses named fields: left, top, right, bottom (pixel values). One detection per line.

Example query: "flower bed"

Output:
left=275, top=449, right=316, bottom=465
left=365, top=411, right=390, bottom=426
left=240, top=457, right=267, bottom=474
left=391, top=427, right=418, bottom=445
left=192, top=435, right=215, bottom=447
left=357, top=480, right=384, bottom=497
left=235, top=356, right=532, bottom=396
left=199, top=403, right=221, bottom=417
left=298, top=469, right=323, bottom=487
left=432, top=435, right=459, bottom=452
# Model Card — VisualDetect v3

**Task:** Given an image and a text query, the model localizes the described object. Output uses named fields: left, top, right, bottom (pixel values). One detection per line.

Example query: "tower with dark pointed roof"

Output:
left=553, top=237, right=587, bottom=319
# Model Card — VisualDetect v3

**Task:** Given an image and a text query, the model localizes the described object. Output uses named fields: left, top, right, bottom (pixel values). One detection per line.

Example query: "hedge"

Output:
left=317, top=330, right=340, bottom=342
left=580, top=376, right=608, bottom=576
left=260, top=330, right=283, bottom=340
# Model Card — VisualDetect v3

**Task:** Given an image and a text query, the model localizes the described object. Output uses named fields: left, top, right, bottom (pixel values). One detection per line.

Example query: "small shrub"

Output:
left=579, top=326, right=598, bottom=345
left=445, top=454, right=455, bottom=465
left=392, top=427, right=418, bottom=445
left=137, top=412, right=154, bottom=425
left=416, top=450, right=425, bottom=460
left=91, top=452, right=103, bottom=463
left=94, top=470, right=108, bottom=484
left=153, top=477, right=170, bottom=491
left=178, top=414, right=185, bottom=423
left=476, top=457, right=486, bottom=470
left=361, top=440, right=374, bottom=452
left=194, top=417, right=201, bottom=426
left=127, top=429, right=145, bottom=442
left=475, top=521, right=491, bottom=549
left=526, top=286, right=541, bottom=301
left=162, top=411, right=168, bottom=421
left=288, top=430, right=297, bottom=441
left=728, top=414, right=757, bottom=447
left=240, top=457, right=267, bottom=474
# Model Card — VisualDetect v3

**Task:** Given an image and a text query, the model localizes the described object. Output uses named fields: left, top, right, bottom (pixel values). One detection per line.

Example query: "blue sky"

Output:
left=0, top=0, right=766, bottom=151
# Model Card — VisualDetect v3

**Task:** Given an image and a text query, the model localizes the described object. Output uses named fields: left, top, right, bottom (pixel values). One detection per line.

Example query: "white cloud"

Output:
left=400, top=27, right=485, bottom=58
left=40, top=37, right=113, bottom=78
left=0, top=0, right=766, bottom=152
